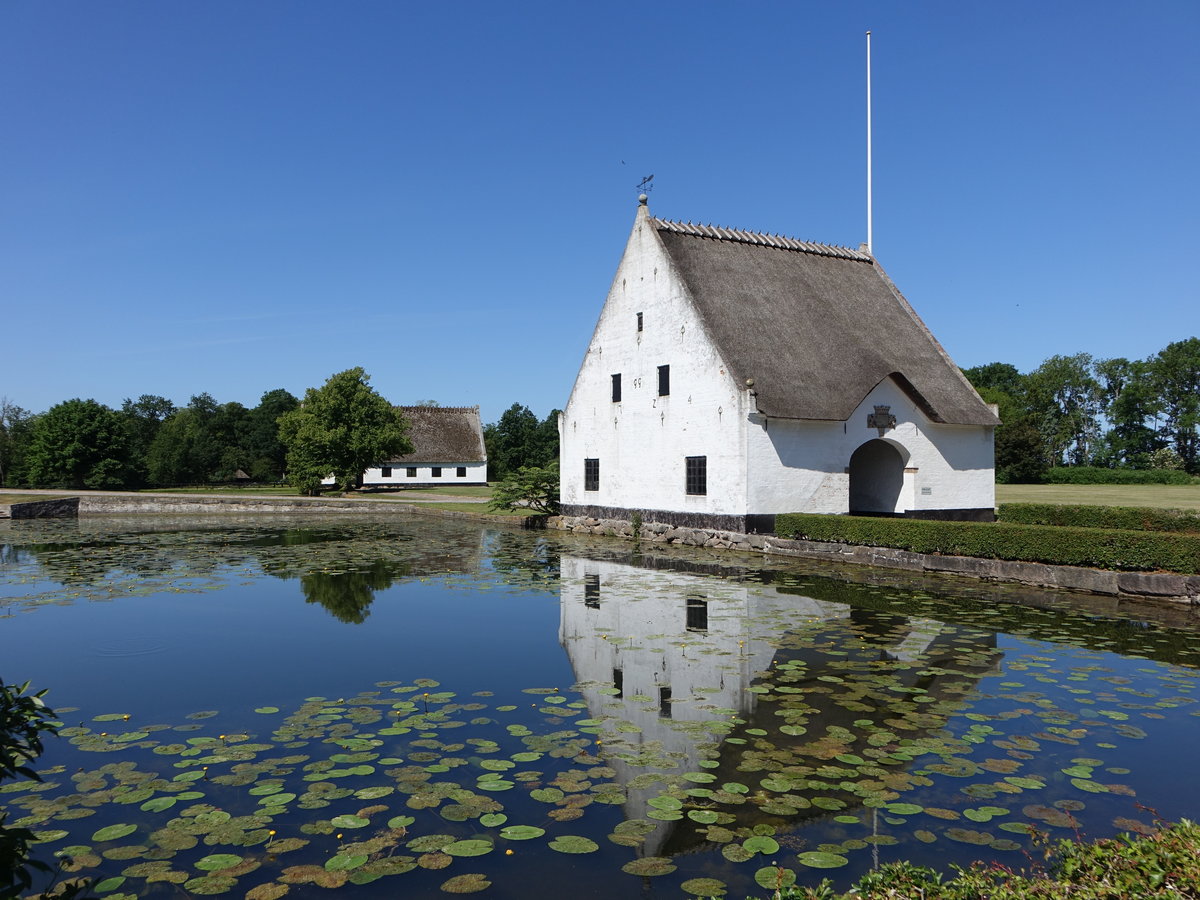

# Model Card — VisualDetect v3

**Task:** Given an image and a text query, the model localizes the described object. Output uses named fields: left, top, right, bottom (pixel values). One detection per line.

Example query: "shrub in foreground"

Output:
left=774, top=514, right=1200, bottom=574
left=1044, top=466, right=1197, bottom=485
left=767, top=819, right=1200, bottom=899
left=999, top=503, right=1200, bottom=534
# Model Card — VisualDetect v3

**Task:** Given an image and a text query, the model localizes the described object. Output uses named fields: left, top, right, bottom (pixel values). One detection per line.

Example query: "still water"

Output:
left=2, top=515, right=1198, bottom=898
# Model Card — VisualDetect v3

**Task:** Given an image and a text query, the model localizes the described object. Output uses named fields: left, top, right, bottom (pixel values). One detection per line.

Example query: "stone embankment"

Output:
left=548, top=514, right=1200, bottom=605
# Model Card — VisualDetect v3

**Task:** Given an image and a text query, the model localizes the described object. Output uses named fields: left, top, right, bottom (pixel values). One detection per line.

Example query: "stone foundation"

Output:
left=547, top=513, right=1199, bottom=605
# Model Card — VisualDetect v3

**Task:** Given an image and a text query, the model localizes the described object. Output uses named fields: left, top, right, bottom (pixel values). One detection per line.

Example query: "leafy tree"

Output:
left=489, top=462, right=560, bottom=515
left=121, top=395, right=176, bottom=486
left=484, top=404, right=560, bottom=480
left=244, top=389, right=299, bottom=482
left=1026, top=353, right=1102, bottom=466
left=0, top=398, right=36, bottom=488
left=1151, top=337, right=1200, bottom=473
left=278, top=367, right=412, bottom=495
left=961, top=362, right=1027, bottom=401
left=1, top=679, right=89, bottom=898
left=298, top=559, right=409, bottom=624
left=1093, top=357, right=1162, bottom=468
left=146, top=394, right=220, bottom=485
left=26, top=399, right=133, bottom=489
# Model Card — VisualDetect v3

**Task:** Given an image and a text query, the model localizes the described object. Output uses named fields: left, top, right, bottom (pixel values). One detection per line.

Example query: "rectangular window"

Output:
left=431, top=467, right=442, bottom=477
left=584, top=458, right=599, bottom=492
left=658, top=685, right=672, bottom=718
left=584, top=574, right=600, bottom=609
left=406, top=467, right=417, bottom=477
left=685, top=455, right=707, bottom=495
left=380, top=466, right=392, bottom=478
left=636, top=312, right=643, bottom=332
left=457, top=466, right=466, bottom=478
left=612, top=668, right=623, bottom=699
left=658, top=364, right=670, bottom=396
left=686, top=597, right=708, bottom=632
left=611, top=373, right=622, bottom=402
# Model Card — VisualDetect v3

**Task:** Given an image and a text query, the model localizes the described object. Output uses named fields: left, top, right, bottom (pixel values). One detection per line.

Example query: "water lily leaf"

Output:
left=325, top=853, right=368, bottom=871
left=330, top=815, right=369, bottom=829
left=387, top=815, right=415, bottom=829
left=687, top=810, right=719, bottom=824
left=195, top=854, right=243, bottom=871
left=441, top=873, right=491, bottom=894
left=444, top=839, right=493, bottom=857
left=93, top=824, right=137, bottom=842
left=245, top=884, right=290, bottom=900
left=499, top=825, right=544, bottom=840
left=621, top=857, right=675, bottom=876
left=183, top=875, right=237, bottom=894
left=254, top=707, right=280, bottom=714
left=753, top=867, right=796, bottom=890
left=682, top=878, right=727, bottom=896
left=742, top=836, right=779, bottom=855
left=549, top=835, right=598, bottom=854
left=479, top=813, right=507, bottom=827
left=94, top=876, right=127, bottom=892
left=798, top=851, right=849, bottom=869
left=885, top=803, right=923, bottom=816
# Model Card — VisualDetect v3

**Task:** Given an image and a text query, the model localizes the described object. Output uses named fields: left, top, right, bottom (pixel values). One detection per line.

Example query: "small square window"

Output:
left=431, top=467, right=442, bottom=477
left=584, top=574, right=600, bottom=609
left=380, top=466, right=392, bottom=478
left=584, top=458, right=599, bottom=492
left=636, top=312, right=643, bottom=332
left=611, top=373, right=622, bottom=402
left=406, top=467, right=417, bottom=477
left=685, top=455, right=706, bottom=495
left=658, top=364, right=670, bottom=396
left=456, top=466, right=466, bottom=478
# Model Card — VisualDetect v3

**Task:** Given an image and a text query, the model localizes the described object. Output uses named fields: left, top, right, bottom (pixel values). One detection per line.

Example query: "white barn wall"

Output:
left=361, top=461, right=487, bottom=487
left=560, top=210, right=749, bottom=516
left=745, top=378, right=994, bottom=515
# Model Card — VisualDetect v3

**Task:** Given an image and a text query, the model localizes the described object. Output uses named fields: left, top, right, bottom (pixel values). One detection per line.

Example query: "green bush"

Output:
left=1044, top=466, right=1198, bottom=485
left=771, top=819, right=1200, bottom=899
left=774, top=514, right=1200, bottom=574
left=999, top=503, right=1200, bottom=534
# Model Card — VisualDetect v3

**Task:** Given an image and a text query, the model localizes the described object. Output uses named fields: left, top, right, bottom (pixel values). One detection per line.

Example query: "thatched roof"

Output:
left=652, top=216, right=998, bottom=426
left=389, top=406, right=486, bottom=464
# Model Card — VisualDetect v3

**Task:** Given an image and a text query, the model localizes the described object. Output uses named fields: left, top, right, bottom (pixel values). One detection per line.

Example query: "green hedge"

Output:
left=999, top=503, right=1200, bottom=534
left=1044, top=466, right=1197, bottom=485
left=774, top=513, right=1200, bottom=574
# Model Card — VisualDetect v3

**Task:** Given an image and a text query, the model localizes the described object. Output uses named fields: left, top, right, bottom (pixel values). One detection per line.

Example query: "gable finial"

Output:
left=638, top=193, right=648, bottom=206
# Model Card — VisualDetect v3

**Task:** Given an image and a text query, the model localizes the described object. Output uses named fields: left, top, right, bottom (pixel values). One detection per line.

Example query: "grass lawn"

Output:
left=422, top=501, right=530, bottom=516
left=384, top=485, right=493, bottom=499
left=996, top=483, right=1200, bottom=511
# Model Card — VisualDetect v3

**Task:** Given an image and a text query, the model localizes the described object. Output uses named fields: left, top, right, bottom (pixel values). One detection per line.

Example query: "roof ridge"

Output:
left=652, top=217, right=872, bottom=262
left=398, top=405, right=480, bottom=413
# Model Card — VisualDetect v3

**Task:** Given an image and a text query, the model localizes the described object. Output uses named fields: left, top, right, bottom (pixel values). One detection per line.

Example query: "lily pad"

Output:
left=621, top=857, right=676, bottom=876
left=499, top=825, right=544, bottom=840
left=548, top=835, right=598, bottom=854
left=798, top=851, right=849, bottom=869
left=444, top=839, right=493, bottom=857
left=441, top=873, right=491, bottom=893
left=92, top=824, right=137, bottom=842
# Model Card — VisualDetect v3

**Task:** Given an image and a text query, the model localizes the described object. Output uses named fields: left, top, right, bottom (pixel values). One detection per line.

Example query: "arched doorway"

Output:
left=848, top=439, right=905, bottom=515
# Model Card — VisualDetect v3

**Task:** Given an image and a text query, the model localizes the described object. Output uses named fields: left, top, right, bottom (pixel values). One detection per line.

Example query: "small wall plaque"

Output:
left=867, top=405, right=896, bottom=435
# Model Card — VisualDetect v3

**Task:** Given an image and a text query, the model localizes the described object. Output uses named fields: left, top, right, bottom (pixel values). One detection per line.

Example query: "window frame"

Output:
left=685, top=455, right=707, bottom=496
left=380, top=466, right=392, bottom=478
left=611, top=373, right=622, bottom=403
left=431, top=466, right=442, bottom=478
left=584, top=458, right=599, bottom=492
left=456, top=466, right=466, bottom=478
left=657, top=364, right=670, bottom=397
left=406, top=467, right=417, bottom=477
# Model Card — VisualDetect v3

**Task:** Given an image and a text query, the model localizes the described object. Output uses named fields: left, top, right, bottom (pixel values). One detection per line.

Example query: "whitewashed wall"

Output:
left=323, top=461, right=488, bottom=487
left=560, top=205, right=750, bottom=515
left=744, top=377, right=995, bottom=514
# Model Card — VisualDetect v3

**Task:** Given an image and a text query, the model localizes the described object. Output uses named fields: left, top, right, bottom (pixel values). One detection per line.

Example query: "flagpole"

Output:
left=866, top=30, right=873, bottom=255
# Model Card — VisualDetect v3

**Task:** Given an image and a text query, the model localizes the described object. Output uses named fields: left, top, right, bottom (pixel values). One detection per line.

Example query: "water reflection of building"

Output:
left=558, top=552, right=1000, bottom=857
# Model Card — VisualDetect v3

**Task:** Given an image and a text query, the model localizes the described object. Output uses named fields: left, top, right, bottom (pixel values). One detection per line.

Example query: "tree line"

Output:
left=964, top=337, right=1199, bottom=482
left=0, top=370, right=561, bottom=491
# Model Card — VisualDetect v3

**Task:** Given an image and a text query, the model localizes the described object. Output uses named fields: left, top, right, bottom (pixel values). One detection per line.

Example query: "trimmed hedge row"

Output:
left=774, top=513, right=1200, bottom=574
left=999, top=502, right=1200, bottom=534
left=1045, top=466, right=1197, bottom=485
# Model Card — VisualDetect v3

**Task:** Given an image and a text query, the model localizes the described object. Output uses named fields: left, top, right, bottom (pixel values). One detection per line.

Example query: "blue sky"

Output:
left=4, top=2, right=1197, bottom=424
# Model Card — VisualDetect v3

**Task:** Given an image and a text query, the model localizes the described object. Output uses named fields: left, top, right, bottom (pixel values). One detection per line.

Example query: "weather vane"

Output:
left=636, top=174, right=654, bottom=195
